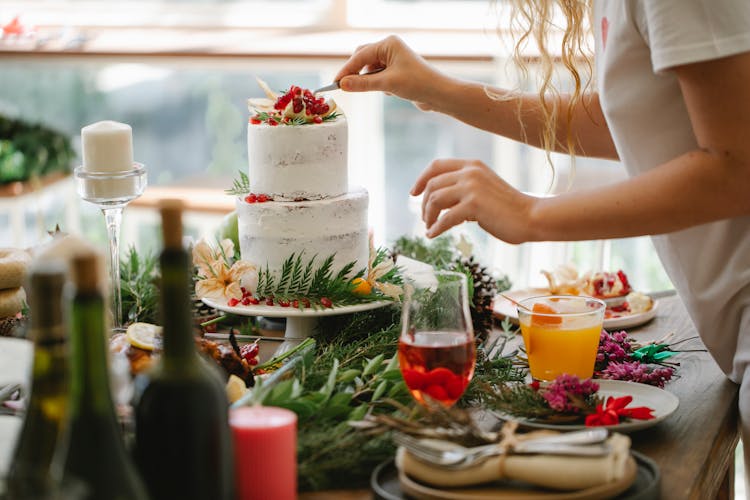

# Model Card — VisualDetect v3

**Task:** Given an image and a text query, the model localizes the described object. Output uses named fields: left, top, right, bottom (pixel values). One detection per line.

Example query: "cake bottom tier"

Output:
left=236, top=187, right=370, bottom=281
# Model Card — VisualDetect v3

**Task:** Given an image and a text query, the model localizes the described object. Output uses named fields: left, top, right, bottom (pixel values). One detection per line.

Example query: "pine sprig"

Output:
left=225, top=170, right=251, bottom=196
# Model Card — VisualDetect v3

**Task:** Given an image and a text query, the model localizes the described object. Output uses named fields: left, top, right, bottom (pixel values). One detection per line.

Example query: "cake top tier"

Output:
left=248, top=79, right=340, bottom=126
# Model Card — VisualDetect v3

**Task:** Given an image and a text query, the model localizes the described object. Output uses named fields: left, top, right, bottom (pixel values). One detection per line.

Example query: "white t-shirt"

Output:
left=593, top=0, right=750, bottom=381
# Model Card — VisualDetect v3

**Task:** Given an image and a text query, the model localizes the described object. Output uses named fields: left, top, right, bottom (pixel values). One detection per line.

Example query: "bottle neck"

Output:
left=69, top=290, right=115, bottom=416
left=160, top=248, right=197, bottom=366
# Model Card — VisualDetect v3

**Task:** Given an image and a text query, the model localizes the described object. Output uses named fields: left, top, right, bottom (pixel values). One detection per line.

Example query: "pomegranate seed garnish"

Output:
left=249, top=358, right=259, bottom=366
left=245, top=193, right=257, bottom=203
left=292, top=300, right=299, bottom=308
left=320, top=297, right=333, bottom=308
left=321, top=104, right=330, bottom=114
left=278, top=299, right=290, bottom=308
left=265, top=298, right=274, bottom=306
left=292, top=98, right=304, bottom=113
left=250, top=117, right=262, bottom=125
left=257, top=194, right=269, bottom=203
left=228, top=298, right=240, bottom=307
left=241, top=297, right=251, bottom=306
left=313, top=116, right=323, bottom=124
left=268, top=119, right=278, bottom=127
left=248, top=297, right=260, bottom=305
left=241, top=286, right=247, bottom=295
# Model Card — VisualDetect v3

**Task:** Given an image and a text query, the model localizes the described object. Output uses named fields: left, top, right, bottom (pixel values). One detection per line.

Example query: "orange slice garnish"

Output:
left=531, top=302, right=563, bottom=326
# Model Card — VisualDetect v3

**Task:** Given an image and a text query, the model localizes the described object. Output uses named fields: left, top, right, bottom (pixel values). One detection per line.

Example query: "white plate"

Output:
left=494, top=380, right=679, bottom=433
left=493, top=289, right=658, bottom=331
left=201, top=297, right=392, bottom=318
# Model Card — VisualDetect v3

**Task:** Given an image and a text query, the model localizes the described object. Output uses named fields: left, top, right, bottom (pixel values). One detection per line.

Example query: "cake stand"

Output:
left=200, top=297, right=394, bottom=355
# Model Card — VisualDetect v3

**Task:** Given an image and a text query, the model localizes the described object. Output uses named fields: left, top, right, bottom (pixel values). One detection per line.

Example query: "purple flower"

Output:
left=540, top=375, right=599, bottom=413
left=597, top=361, right=674, bottom=388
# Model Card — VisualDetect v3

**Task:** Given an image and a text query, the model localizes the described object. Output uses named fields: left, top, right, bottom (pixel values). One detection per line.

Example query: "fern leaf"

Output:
left=309, top=254, right=335, bottom=295
left=289, top=253, right=305, bottom=293
left=277, top=254, right=295, bottom=295
left=300, top=255, right=317, bottom=295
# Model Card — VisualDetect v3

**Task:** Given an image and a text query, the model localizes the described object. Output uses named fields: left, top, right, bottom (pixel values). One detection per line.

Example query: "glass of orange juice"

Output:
left=517, top=295, right=605, bottom=381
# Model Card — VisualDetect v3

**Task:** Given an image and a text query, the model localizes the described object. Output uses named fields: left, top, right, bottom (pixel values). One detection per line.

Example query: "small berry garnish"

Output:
left=278, top=299, right=290, bottom=308
left=228, top=298, right=240, bottom=307
left=250, top=117, right=262, bottom=125
left=320, top=297, right=333, bottom=308
left=240, top=342, right=260, bottom=363
left=241, top=297, right=251, bottom=306
left=265, top=298, right=274, bottom=306
left=248, top=297, right=260, bottom=305
left=245, top=193, right=257, bottom=203
left=313, top=116, right=323, bottom=124
left=257, top=194, right=269, bottom=203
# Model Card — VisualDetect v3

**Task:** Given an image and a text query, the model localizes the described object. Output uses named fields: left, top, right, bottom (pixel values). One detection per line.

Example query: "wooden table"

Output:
left=303, top=293, right=740, bottom=500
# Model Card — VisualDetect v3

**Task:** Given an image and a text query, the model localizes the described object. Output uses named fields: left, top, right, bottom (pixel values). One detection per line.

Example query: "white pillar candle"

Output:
left=81, top=121, right=134, bottom=172
left=79, top=121, right=140, bottom=200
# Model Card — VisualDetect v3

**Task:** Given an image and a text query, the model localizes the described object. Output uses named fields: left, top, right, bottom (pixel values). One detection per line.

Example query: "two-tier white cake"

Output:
left=237, top=106, right=370, bottom=280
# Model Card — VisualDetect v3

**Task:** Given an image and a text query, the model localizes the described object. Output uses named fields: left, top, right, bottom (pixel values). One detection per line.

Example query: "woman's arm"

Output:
left=335, top=35, right=618, bottom=160
left=414, top=52, right=750, bottom=242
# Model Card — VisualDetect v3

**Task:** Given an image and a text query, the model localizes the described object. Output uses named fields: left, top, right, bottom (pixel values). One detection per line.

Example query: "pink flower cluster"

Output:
left=534, top=374, right=599, bottom=413
left=597, top=361, right=674, bottom=388
left=595, top=329, right=631, bottom=370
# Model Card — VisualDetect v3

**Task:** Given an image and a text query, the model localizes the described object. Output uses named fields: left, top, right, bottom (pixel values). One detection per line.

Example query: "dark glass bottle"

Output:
left=56, top=252, right=148, bottom=500
left=134, top=200, right=234, bottom=500
left=5, top=262, right=68, bottom=499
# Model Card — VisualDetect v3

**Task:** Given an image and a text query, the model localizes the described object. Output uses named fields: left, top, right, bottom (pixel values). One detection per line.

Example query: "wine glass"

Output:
left=74, top=164, right=147, bottom=332
left=398, top=270, right=476, bottom=408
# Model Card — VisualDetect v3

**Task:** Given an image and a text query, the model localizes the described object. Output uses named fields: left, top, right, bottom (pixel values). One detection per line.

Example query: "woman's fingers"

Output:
left=411, top=159, right=468, bottom=196
left=423, top=184, right=463, bottom=228
left=334, top=43, right=380, bottom=82
left=426, top=201, right=474, bottom=238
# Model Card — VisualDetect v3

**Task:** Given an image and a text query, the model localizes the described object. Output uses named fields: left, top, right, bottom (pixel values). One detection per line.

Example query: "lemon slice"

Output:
left=226, top=374, right=248, bottom=404
left=126, top=322, right=162, bottom=351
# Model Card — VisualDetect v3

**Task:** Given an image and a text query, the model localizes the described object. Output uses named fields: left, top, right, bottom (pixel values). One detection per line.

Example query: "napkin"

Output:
left=396, top=433, right=631, bottom=491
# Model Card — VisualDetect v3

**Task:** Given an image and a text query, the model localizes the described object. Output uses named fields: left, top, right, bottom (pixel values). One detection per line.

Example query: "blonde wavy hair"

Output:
left=491, top=0, right=594, bottom=184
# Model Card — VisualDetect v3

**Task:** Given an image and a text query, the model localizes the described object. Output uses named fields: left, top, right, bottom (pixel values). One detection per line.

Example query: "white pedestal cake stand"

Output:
left=200, top=297, right=393, bottom=355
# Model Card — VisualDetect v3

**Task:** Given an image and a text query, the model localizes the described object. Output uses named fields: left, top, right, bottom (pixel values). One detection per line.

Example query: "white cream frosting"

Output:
left=247, top=116, right=347, bottom=201
left=236, top=187, right=369, bottom=280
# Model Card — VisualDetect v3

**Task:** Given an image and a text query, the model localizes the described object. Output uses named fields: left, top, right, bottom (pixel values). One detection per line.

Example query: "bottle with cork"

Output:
left=134, top=200, right=234, bottom=500
left=5, top=261, right=69, bottom=499
left=54, top=251, right=148, bottom=499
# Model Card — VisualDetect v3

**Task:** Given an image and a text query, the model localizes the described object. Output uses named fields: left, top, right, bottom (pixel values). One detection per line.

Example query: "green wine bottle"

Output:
left=134, top=200, right=234, bottom=500
left=55, top=252, right=148, bottom=500
left=5, top=261, right=68, bottom=499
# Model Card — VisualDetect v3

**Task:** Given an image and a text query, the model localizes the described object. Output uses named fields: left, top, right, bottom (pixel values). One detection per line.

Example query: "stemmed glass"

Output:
left=398, top=270, right=476, bottom=408
left=74, top=164, right=147, bottom=332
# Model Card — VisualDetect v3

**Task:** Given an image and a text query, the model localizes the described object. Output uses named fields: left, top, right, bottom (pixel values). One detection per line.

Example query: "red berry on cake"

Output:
left=228, top=298, right=240, bottom=307
left=320, top=297, right=333, bottom=308
left=313, top=116, right=323, bottom=124
left=257, top=194, right=269, bottom=203
left=245, top=193, right=257, bottom=203
left=250, top=117, right=262, bottom=125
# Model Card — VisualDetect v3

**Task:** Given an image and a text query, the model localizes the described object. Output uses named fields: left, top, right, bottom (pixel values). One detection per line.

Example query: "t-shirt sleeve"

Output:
left=641, top=0, right=750, bottom=73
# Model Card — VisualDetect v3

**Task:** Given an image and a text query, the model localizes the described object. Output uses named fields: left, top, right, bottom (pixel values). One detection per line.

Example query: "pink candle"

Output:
left=230, top=406, right=297, bottom=500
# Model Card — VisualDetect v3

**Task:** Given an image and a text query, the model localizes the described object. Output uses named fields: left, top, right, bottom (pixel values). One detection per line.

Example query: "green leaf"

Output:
left=337, top=369, right=361, bottom=384
left=362, top=354, right=385, bottom=377
left=348, top=404, right=368, bottom=422
left=372, top=380, right=388, bottom=401
left=318, top=358, right=340, bottom=400
left=380, top=369, right=404, bottom=381
left=279, top=399, right=318, bottom=419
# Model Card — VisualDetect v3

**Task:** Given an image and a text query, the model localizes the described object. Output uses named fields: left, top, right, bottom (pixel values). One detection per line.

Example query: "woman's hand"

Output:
left=411, top=159, right=538, bottom=244
left=334, top=35, right=450, bottom=111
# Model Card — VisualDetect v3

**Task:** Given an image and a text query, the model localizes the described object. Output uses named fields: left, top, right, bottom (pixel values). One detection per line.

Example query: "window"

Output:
left=0, top=1, right=673, bottom=294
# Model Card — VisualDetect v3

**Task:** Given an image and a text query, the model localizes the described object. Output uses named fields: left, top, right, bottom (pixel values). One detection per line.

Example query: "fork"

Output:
left=394, top=428, right=610, bottom=468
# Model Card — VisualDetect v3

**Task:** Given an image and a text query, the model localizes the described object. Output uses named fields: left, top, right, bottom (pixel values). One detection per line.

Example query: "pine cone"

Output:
left=457, top=255, right=498, bottom=342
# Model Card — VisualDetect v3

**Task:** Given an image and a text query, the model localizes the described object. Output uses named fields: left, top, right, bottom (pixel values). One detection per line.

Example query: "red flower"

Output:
left=585, top=395, right=655, bottom=427
left=530, top=380, right=540, bottom=391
